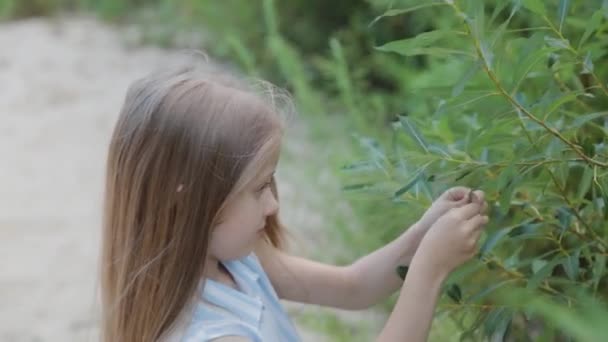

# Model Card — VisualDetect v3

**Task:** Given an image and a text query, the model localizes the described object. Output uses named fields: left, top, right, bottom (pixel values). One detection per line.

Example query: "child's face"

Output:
left=208, top=162, right=279, bottom=261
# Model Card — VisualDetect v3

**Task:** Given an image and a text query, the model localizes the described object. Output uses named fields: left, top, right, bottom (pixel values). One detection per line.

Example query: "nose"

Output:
left=263, top=190, right=279, bottom=217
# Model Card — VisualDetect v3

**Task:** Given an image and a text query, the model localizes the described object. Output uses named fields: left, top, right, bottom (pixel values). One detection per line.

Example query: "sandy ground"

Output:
left=0, top=15, right=388, bottom=342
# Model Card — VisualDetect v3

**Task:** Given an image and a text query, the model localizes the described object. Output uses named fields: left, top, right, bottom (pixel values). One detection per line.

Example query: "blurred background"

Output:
left=1, top=1, right=607, bottom=341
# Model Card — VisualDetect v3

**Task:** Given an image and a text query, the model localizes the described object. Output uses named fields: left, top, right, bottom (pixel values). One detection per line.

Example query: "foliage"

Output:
left=343, top=0, right=608, bottom=339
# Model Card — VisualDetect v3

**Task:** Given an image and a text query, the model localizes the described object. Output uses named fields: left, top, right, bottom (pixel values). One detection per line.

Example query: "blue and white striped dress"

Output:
left=169, top=253, right=302, bottom=342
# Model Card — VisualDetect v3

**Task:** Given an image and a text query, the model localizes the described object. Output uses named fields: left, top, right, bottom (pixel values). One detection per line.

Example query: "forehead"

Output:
left=253, top=141, right=280, bottom=178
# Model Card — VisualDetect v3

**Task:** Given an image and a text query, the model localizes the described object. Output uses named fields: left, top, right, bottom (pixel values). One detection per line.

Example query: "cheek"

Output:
left=208, top=224, right=247, bottom=260
left=207, top=204, right=262, bottom=260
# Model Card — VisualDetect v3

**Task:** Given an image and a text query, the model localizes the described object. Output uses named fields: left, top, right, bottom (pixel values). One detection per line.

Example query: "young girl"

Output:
left=100, top=62, right=489, bottom=342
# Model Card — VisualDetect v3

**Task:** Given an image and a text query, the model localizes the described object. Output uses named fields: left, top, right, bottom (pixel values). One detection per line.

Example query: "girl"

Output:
left=100, top=62, right=489, bottom=342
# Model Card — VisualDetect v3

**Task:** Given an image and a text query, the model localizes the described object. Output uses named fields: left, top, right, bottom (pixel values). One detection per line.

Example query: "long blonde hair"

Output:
left=100, top=63, right=289, bottom=342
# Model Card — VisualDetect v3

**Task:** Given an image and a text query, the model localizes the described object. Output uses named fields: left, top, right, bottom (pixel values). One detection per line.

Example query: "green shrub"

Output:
left=344, top=0, right=608, bottom=339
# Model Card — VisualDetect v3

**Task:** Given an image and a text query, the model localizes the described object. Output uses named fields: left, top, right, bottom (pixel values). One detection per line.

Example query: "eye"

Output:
left=258, top=181, right=272, bottom=192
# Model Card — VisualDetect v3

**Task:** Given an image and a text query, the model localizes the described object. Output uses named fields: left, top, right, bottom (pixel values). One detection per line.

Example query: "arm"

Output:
left=375, top=255, right=446, bottom=342
left=348, top=221, right=426, bottom=309
left=254, top=221, right=425, bottom=310
left=377, top=202, right=489, bottom=341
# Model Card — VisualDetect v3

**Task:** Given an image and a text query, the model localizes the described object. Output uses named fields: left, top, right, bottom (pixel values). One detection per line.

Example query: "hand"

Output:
left=411, top=202, right=489, bottom=278
left=414, top=187, right=488, bottom=236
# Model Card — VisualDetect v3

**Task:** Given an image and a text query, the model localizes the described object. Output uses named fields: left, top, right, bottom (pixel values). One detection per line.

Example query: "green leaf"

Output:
left=556, top=207, right=573, bottom=235
left=599, top=178, right=608, bottom=219
left=543, top=92, right=580, bottom=118
left=490, top=311, right=512, bottom=341
left=479, top=40, right=494, bottom=70
left=510, top=34, right=554, bottom=92
left=497, top=163, right=515, bottom=189
left=532, top=259, right=548, bottom=273
left=340, top=160, right=375, bottom=172
left=592, top=254, right=606, bottom=291
left=490, top=2, right=520, bottom=47
left=522, top=0, right=547, bottom=16
left=577, top=166, right=594, bottom=200
left=483, top=307, right=512, bottom=338
left=357, top=136, right=388, bottom=174
left=479, top=228, right=511, bottom=257
left=446, top=283, right=462, bottom=303
left=562, top=250, right=580, bottom=281
left=468, top=280, right=513, bottom=302
left=369, top=3, right=447, bottom=27
left=395, top=265, right=409, bottom=280
left=545, top=36, right=570, bottom=50
left=582, top=51, right=594, bottom=74
left=496, top=164, right=517, bottom=215
left=376, top=30, right=465, bottom=56
left=452, top=60, right=482, bottom=97
left=527, top=258, right=560, bottom=289
left=578, top=10, right=603, bottom=48
left=398, top=115, right=429, bottom=153
left=468, top=0, right=485, bottom=40
left=558, top=0, right=569, bottom=32
left=341, top=183, right=374, bottom=191
left=394, top=165, right=428, bottom=198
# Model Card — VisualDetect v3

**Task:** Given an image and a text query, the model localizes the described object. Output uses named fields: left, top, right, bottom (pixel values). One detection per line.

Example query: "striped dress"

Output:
left=165, top=253, right=302, bottom=342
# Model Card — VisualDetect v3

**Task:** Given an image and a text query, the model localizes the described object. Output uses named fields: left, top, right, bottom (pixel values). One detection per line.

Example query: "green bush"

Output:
left=343, top=0, right=608, bottom=339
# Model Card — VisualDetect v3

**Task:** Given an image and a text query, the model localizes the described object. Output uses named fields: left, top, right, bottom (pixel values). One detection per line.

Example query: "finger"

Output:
left=471, top=227, right=483, bottom=246
left=445, top=186, right=471, bottom=202
left=476, top=216, right=490, bottom=232
left=472, top=190, right=485, bottom=203
left=480, top=201, right=489, bottom=214
left=465, top=214, right=489, bottom=232
left=454, top=202, right=485, bottom=220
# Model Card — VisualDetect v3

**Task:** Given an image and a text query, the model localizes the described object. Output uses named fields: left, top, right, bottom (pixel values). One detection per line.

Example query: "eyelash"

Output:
left=258, top=180, right=272, bottom=192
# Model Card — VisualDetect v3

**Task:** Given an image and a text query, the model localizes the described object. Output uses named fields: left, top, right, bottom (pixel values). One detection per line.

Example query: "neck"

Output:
left=204, top=256, right=238, bottom=289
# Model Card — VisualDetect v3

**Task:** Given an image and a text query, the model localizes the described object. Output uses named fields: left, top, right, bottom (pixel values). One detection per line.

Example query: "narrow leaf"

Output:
left=558, top=0, right=569, bottom=32
left=545, top=36, right=570, bottom=50
left=527, top=258, right=560, bottom=289
left=396, top=265, right=409, bottom=280
left=582, top=51, right=594, bottom=74
left=369, top=3, right=447, bottom=27
left=522, top=0, right=547, bottom=16
left=578, top=10, right=603, bottom=48
left=342, top=183, right=374, bottom=191
left=394, top=166, right=427, bottom=198
left=483, top=308, right=512, bottom=338
left=398, top=115, right=429, bottom=153
left=543, top=92, right=579, bottom=118
left=376, top=30, right=459, bottom=56
left=532, top=259, right=548, bottom=273
left=452, top=60, right=482, bottom=96
left=446, top=283, right=462, bottom=303
left=576, top=166, right=594, bottom=200
left=592, top=254, right=606, bottom=291
left=562, top=250, right=580, bottom=281
left=468, top=280, right=513, bottom=302
left=480, top=228, right=511, bottom=257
